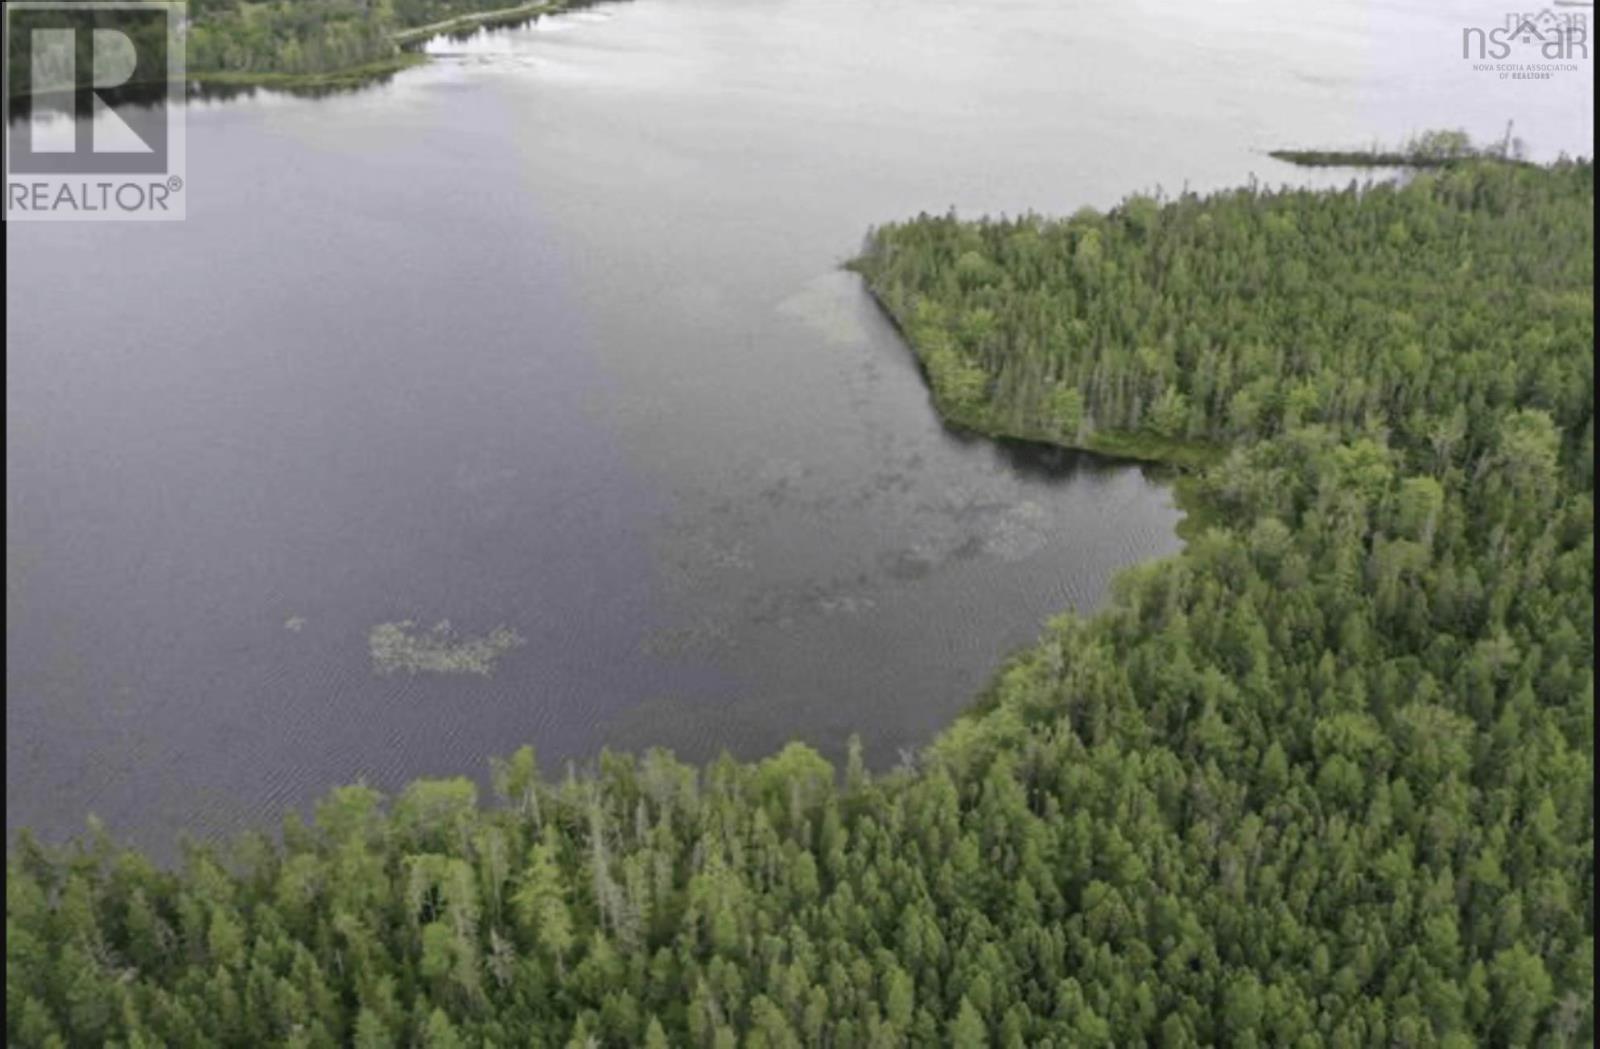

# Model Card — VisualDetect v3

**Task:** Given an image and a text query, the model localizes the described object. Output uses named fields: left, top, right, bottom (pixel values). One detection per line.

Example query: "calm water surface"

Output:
left=7, top=0, right=1592, bottom=851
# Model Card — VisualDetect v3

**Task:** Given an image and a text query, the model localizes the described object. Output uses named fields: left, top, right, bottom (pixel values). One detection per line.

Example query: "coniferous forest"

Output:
left=7, top=160, right=1593, bottom=1047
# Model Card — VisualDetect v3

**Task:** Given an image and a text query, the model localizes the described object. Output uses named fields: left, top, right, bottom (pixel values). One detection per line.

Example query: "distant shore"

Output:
left=1267, top=128, right=1533, bottom=168
left=1267, top=148, right=1531, bottom=169
left=186, top=1, right=582, bottom=94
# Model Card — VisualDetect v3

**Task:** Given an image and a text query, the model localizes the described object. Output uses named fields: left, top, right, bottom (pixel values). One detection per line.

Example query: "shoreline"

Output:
left=186, top=52, right=432, bottom=94
left=169, top=0, right=594, bottom=95
left=391, top=0, right=572, bottom=46
left=3, top=0, right=625, bottom=99
left=847, top=272, right=1226, bottom=540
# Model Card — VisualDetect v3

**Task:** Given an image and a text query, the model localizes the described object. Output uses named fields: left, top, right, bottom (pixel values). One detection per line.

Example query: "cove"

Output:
left=5, top=0, right=1588, bottom=855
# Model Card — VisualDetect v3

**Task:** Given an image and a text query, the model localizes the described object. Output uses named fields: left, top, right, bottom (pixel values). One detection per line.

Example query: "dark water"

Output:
left=7, top=0, right=1592, bottom=852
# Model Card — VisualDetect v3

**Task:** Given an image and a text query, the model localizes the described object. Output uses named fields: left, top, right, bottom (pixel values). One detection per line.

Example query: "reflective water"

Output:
left=7, top=0, right=1591, bottom=851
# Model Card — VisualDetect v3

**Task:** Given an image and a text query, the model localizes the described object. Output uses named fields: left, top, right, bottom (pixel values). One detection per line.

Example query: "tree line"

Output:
left=1, top=0, right=609, bottom=84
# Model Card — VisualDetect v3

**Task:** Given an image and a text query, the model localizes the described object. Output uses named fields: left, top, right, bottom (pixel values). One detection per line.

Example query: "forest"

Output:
left=6, top=160, right=1594, bottom=1047
left=2, top=0, right=607, bottom=89
left=184, top=0, right=403, bottom=82
left=182, top=0, right=614, bottom=82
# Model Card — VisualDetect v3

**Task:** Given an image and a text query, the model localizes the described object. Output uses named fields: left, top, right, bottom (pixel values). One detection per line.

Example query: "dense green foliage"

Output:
left=7, top=161, right=1593, bottom=1048
left=851, top=161, right=1592, bottom=462
left=185, top=0, right=400, bottom=79
left=183, top=0, right=609, bottom=80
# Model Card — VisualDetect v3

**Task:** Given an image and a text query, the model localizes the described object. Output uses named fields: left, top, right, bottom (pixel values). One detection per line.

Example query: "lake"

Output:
left=7, top=0, right=1591, bottom=852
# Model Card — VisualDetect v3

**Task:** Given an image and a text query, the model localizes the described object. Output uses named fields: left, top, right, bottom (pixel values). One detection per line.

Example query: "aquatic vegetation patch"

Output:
left=369, top=619, right=526, bottom=676
left=981, top=500, right=1049, bottom=561
left=777, top=272, right=872, bottom=346
left=640, top=615, right=736, bottom=657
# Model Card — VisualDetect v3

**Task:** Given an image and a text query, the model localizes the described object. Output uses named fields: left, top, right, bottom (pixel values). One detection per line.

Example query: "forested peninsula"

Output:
left=8, top=160, right=1594, bottom=1048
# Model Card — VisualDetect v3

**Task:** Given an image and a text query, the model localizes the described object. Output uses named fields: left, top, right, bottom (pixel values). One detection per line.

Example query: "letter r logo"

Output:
left=5, top=3, right=178, bottom=175
left=30, top=28, right=147, bottom=155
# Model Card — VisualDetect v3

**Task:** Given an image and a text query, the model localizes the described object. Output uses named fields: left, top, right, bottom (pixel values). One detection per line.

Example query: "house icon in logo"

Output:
left=1466, top=11, right=1589, bottom=59
left=1510, top=17, right=1555, bottom=44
